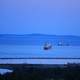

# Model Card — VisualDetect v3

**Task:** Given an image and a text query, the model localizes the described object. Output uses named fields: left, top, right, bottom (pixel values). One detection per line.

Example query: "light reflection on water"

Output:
left=0, top=59, right=80, bottom=64
left=0, top=69, right=13, bottom=75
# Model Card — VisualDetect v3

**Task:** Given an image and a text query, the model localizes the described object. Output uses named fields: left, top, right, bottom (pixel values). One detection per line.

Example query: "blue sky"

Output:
left=0, top=0, right=80, bottom=35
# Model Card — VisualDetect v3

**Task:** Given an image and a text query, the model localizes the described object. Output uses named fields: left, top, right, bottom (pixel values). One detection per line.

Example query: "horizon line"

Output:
left=0, top=33, right=80, bottom=37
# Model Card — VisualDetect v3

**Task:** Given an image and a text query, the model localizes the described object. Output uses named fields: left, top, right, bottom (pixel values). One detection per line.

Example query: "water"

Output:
left=0, top=45, right=80, bottom=58
left=0, top=45, right=80, bottom=64
left=0, top=69, right=13, bottom=75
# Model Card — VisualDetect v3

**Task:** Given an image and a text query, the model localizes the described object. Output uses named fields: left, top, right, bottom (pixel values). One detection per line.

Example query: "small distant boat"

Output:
left=58, top=42, right=63, bottom=46
left=43, top=43, right=52, bottom=50
left=58, top=42, right=69, bottom=46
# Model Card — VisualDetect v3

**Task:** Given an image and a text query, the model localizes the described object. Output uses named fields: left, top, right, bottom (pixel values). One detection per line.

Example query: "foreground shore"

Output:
left=0, top=63, right=80, bottom=80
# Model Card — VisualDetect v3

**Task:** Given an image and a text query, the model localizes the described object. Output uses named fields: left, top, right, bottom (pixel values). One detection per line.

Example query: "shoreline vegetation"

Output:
left=0, top=63, right=80, bottom=80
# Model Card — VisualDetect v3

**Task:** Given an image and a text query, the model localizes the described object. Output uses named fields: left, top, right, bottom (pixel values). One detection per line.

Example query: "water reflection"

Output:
left=0, top=69, right=13, bottom=75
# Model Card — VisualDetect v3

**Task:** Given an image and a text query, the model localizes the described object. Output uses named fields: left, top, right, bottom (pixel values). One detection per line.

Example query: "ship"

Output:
left=43, top=42, right=52, bottom=50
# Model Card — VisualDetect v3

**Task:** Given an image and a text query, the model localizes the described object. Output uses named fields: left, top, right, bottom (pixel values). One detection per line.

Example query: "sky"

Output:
left=0, top=0, right=80, bottom=35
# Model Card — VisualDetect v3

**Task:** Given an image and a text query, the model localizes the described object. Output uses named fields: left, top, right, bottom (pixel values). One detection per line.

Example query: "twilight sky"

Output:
left=0, top=0, right=80, bottom=35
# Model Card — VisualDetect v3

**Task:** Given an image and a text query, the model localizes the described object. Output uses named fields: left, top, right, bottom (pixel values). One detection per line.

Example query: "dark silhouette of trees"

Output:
left=0, top=63, right=80, bottom=80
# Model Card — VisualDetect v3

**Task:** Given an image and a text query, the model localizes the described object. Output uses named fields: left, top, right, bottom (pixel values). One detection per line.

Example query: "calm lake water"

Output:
left=0, top=45, right=80, bottom=64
